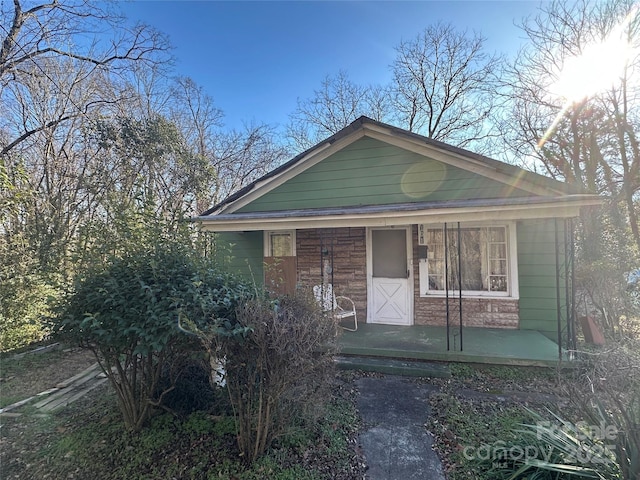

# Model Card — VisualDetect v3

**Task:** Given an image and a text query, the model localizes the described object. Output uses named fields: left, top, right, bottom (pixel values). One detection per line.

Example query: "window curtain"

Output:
left=426, top=226, right=507, bottom=293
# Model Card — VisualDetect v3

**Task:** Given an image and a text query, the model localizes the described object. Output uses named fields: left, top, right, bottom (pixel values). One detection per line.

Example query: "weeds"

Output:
left=3, top=371, right=363, bottom=480
left=431, top=341, right=640, bottom=480
left=202, top=290, right=339, bottom=463
left=482, top=408, right=621, bottom=480
left=427, top=391, right=537, bottom=480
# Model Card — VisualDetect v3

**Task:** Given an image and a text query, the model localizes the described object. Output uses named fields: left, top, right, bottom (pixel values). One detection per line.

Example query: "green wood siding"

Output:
left=213, top=232, right=263, bottom=285
left=517, top=219, right=565, bottom=342
left=238, top=137, right=531, bottom=213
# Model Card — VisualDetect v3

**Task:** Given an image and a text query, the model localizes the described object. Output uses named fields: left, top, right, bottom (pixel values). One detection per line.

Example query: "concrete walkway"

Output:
left=356, top=375, right=446, bottom=480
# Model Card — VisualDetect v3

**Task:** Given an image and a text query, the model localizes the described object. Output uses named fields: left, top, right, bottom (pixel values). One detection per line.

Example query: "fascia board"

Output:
left=197, top=198, right=599, bottom=232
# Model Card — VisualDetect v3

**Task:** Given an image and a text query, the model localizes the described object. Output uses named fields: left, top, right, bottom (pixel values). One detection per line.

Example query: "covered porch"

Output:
left=337, top=324, right=571, bottom=367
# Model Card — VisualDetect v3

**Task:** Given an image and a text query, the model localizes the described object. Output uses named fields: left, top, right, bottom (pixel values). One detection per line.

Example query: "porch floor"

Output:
left=338, top=324, right=570, bottom=367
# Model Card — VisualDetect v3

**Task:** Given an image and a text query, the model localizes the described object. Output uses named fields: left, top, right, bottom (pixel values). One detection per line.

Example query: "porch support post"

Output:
left=331, top=228, right=335, bottom=287
left=458, top=221, right=463, bottom=351
left=554, top=219, right=563, bottom=361
left=445, top=223, right=450, bottom=351
left=320, top=229, right=324, bottom=285
left=566, top=218, right=577, bottom=355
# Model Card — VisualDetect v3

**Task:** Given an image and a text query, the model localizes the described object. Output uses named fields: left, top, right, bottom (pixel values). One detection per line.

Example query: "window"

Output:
left=264, top=230, right=296, bottom=257
left=422, top=224, right=512, bottom=296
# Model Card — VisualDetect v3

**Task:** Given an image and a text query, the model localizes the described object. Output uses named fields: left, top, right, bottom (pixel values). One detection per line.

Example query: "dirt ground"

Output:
left=1, top=346, right=368, bottom=480
left=0, top=345, right=567, bottom=480
left=1, top=345, right=96, bottom=408
left=1, top=345, right=101, bottom=479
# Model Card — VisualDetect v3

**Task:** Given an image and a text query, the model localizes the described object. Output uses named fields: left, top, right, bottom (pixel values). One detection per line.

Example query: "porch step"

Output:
left=335, top=355, right=451, bottom=378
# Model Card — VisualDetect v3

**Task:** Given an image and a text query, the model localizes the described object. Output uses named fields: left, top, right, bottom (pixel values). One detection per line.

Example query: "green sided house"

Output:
left=196, top=117, right=601, bottom=366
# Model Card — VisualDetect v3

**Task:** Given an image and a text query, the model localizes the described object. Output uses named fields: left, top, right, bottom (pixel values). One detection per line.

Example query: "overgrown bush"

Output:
left=54, top=240, right=250, bottom=431
left=576, top=259, right=640, bottom=339
left=571, top=340, right=640, bottom=480
left=207, top=290, right=339, bottom=463
left=0, top=272, right=59, bottom=352
left=480, top=408, right=621, bottom=480
left=0, top=230, right=63, bottom=352
left=481, top=340, right=640, bottom=480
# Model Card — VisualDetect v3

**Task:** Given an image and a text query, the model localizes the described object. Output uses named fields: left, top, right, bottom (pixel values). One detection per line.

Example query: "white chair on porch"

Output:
left=313, top=284, right=358, bottom=331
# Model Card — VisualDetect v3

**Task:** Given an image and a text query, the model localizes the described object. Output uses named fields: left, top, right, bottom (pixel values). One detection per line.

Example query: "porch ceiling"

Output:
left=195, top=194, right=601, bottom=232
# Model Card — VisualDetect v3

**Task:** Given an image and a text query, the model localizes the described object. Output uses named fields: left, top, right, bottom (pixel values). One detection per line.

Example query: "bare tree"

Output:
left=503, top=0, right=640, bottom=254
left=0, top=0, right=169, bottom=155
left=169, top=77, right=224, bottom=160
left=165, top=77, right=289, bottom=210
left=0, top=2, right=288, bottom=350
left=1, top=54, right=114, bottom=270
left=166, top=77, right=224, bottom=213
left=212, top=123, right=289, bottom=205
left=390, top=23, right=503, bottom=150
left=287, top=70, right=391, bottom=152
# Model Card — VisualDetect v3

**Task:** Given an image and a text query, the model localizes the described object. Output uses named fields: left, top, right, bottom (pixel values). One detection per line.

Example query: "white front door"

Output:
left=368, top=227, right=413, bottom=325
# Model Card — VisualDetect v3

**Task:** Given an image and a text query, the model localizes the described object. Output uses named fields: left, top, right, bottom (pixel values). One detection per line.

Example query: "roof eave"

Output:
left=195, top=196, right=602, bottom=232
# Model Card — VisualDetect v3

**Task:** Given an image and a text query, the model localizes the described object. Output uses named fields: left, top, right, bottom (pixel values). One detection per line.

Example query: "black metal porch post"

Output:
left=458, top=222, right=463, bottom=351
left=566, top=218, right=576, bottom=355
left=554, top=219, right=563, bottom=361
left=445, top=223, right=450, bottom=351
left=331, top=228, right=335, bottom=288
left=320, top=229, right=324, bottom=285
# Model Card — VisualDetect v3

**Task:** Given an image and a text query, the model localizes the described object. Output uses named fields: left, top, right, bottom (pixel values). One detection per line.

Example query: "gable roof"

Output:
left=196, top=117, right=601, bottom=231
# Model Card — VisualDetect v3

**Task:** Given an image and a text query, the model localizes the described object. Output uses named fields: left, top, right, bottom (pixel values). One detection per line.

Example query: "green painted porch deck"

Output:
left=338, top=324, right=571, bottom=367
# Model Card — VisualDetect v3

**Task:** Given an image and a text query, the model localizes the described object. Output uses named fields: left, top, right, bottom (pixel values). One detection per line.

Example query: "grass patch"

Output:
left=427, top=364, right=597, bottom=480
left=1, top=347, right=64, bottom=377
left=427, top=392, right=537, bottom=480
left=3, top=379, right=364, bottom=479
left=447, top=362, right=558, bottom=396
left=265, top=388, right=363, bottom=478
left=450, top=362, right=556, bottom=383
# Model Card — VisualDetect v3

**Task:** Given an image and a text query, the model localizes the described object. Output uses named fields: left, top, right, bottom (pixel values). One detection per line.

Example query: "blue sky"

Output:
left=122, top=1, right=545, bottom=131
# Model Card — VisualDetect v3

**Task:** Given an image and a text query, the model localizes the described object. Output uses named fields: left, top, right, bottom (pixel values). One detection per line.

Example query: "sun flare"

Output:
left=551, top=36, right=632, bottom=102
left=538, top=6, right=639, bottom=149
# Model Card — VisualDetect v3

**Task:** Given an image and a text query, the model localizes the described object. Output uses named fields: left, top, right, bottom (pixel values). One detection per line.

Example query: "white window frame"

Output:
left=418, top=222, right=518, bottom=299
left=264, top=230, right=296, bottom=257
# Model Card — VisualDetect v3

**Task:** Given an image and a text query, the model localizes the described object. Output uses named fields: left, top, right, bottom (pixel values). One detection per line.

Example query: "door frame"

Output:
left=366, top=225, right=414, bottom=325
